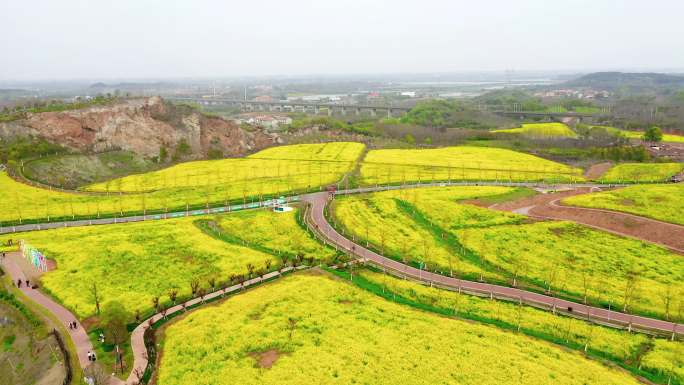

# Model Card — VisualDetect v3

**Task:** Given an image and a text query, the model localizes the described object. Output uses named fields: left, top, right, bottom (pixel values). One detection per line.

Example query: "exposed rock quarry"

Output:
left=0, top=96, right=279, bottom=158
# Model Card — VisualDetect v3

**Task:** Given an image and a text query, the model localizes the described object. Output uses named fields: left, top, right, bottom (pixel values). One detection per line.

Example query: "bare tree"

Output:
left=661, top=284, right=674, bottom=321
left=622, top=269, right=641, bottom=313
left=190, top=279, right=200, bottom=297
left=90, top=282, right=101, bottom=315
left=246, top=263, right=255, bottom=279
left=168, top=288, right=178, bottom=305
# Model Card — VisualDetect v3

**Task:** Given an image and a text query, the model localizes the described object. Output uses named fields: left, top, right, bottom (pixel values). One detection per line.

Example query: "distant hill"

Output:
left=564, top=72, right=684, bottom=91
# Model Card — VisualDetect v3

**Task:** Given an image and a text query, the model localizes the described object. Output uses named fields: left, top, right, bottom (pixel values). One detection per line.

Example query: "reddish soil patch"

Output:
left=584, top=162, right=613, bottom=179
left=491, top=188, right=684, bottom=254
left=461, top=199, right=489, bottom=208
left=249, top=349, right=283, bottom=369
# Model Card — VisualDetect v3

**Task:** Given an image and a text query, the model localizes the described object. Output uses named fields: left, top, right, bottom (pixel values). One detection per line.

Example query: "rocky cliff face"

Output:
left=0, top=97, right=280, bottom=158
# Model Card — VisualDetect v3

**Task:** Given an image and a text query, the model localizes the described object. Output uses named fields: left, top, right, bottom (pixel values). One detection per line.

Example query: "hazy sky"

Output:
left=2, top=0, right=684, bottom=80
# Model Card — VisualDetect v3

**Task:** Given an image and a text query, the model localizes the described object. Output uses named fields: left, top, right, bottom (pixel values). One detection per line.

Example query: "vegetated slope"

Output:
left=83, top=142, right=364, bottom=192
left=211, top=209, right=337, bottom=261
left=600, top=127, right=684, bottom=143
left=360, top=146, right=584, bottom=185
left=597, top=163, right=683, bottom=183
left=563, top=184, right=684, bottom=225
left=492, top=123, right=578, bottom=138
left=22, top=150, right=157, bottom=189
left=331, top=186, right=684, bottom=319
left=356, top=269, right=682, bottom=384
left=564, top=72, right=684, bottom=92
left=0, top=291, right=65, bottom=385
left=331, top=187, right=522, bottom=277
left=0, top=143, right=363, bottom=225
left=158, top=273, right=643, bottom=385
left=0, top=207, right=321, bottom=318
left=0, top=96, right=278, bottom=159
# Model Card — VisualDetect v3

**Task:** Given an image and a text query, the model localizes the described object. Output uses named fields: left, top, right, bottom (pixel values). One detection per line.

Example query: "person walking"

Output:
left=87, top=351, right=92, bottom=361
left=16, top=279, right=22, bottom=288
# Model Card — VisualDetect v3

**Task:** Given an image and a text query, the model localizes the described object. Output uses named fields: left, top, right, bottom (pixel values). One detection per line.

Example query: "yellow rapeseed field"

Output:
left=563, top=184, right=684, bottom=225
left=360, top=146, right=583, bottom=185
left=597, top=163, right=683, bottom=183
left=0, top=142, right=364, bottom=224
left=492, top=123, right=578, bottom=138
left=158, top=273, right=643, bottom=385
left=0, top=208, right=324, bottom=318
left=213, top=208, right=337, bottom=261
left=331, top=186, right=520, bottom=276
left=332, top=186, right=684, bottom=318
left=84, top=142, right=364, bottom=192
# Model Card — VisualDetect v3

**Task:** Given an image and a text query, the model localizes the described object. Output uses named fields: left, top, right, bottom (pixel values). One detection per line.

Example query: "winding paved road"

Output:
left=301, top=191, right=684, bottom=337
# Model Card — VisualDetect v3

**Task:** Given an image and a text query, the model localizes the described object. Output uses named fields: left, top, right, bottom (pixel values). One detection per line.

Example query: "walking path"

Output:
left=301, top=191, right=684, bottom=337
left=0, top=253, right=94, bottom=373
left=124, top=267, right=302, bottom=385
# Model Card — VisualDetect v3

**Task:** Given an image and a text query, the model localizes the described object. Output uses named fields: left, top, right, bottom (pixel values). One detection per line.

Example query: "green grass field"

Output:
left=331, top=186, right=684, bottom=319
left=359, top=146, right=584, bottom=185
left=492, top=123, right=578, bottom=138
left=157, top=272, right=644, bottom=385
left=0, top=207, right=320, bottom=318
left=0, top=142, right=364, bottom=225
left=598, top=163, right=683, bottom=183
left=563, top=184, right=684, bottom=225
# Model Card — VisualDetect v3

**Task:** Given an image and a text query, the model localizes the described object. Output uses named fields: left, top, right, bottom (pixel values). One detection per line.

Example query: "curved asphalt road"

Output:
left=301, top=191, right=684, bottom=337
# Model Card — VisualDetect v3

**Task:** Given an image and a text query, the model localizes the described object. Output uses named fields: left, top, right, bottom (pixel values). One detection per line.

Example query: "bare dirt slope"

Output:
left=492, top=187, right=684, bottom=253
left=0, top=97, right=280, bottom=158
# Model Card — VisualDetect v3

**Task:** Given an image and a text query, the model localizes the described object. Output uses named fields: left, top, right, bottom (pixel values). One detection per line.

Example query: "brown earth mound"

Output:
left=249, top=349, right=283, bottom=369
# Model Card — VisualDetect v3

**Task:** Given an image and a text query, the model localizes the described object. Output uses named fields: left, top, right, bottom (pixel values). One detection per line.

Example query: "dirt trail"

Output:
left=584, top=162, right=612, bottom=180
left=492, top=188, right=684, bottom=254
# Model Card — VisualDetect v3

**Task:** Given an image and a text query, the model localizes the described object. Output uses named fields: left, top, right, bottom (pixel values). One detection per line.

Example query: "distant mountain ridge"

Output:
left=565, top=72, right=684, bottom=91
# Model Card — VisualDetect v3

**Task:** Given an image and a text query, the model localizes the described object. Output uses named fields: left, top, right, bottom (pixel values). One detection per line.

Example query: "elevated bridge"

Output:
left=168, top=97, right=609, bottom=121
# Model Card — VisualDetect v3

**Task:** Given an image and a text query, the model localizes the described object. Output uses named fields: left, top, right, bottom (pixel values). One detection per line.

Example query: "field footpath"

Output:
left=491, top=188, right=684, bottom=253
left=301, top=191, right=684, bottom=337
left=125, top=266, right=305, bottom=385
left=0, top=253, right=94, bottom=376
left=1, top=248, right=305, bottom=385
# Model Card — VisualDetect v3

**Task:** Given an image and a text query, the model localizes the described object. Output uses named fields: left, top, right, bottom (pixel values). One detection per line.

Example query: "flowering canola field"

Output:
left=358, top=269, right=683, bottom=383
left=0, top=142, right=364, bottom=224
left=332, top=186, right=684, bottom=318
left=360, top=146, right=583, bottom=185
left=0, top=208, right=319, bottom=318
left=158, top=273, right=643, bottom=385
left=597, top=163, right=683, bottom=183
left=563, top=184, right=684, bottom=225
left=492, top=123, right=578, bottom=138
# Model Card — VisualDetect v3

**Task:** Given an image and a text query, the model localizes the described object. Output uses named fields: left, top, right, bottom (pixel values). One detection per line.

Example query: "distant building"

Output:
left=254, top=95, right=274, bottom=102
left=400, top=91, right=416, bottom=98
left=233, top=113, right=292, bottom=131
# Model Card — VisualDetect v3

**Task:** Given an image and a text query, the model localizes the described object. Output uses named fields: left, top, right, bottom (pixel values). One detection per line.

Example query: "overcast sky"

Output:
left=2, top=0, right=684, bottom=80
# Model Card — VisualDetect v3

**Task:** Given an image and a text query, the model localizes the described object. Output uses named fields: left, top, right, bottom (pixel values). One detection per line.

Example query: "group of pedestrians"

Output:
left=16, top=278, right=30, bottom=288
left=68, top=320, right=78, bottom=330
left=87, top=350, right=97, bottom=362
